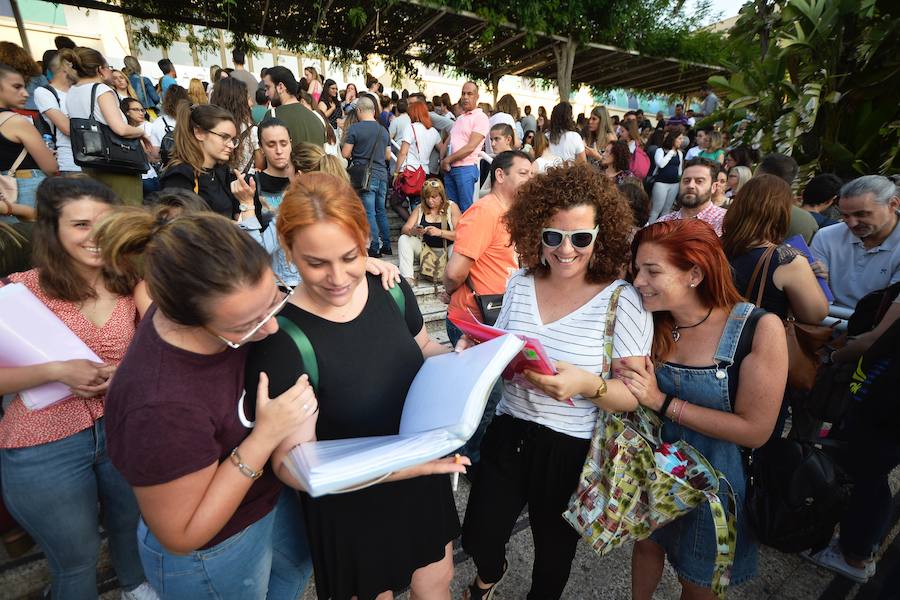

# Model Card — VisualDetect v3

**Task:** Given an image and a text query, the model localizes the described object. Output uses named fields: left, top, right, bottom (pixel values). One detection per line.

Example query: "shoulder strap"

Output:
left=365, top=127, right=381, bottom=165
left=712, top=302, right=756, bottom=366
left=8, top=147, right=28, bottom=173
left=274, top=285, right=406, bottom=393
left=388, top=283, right=405, bottom=318
left=602, top=284, right=627, bottom=377
left=88, top=83, right=101, bottom=123
left=744, top=245, right=777, bottom=305
left=0, top=110, right=22, bottom=130
left=162, top=116, right=172, bottom=132
left=275, top=315, right=319, bottom=391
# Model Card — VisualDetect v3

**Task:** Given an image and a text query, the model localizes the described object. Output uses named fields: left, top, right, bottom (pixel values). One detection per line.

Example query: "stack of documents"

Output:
left=0, top=283, right=102, bottom=410
left=286, top=334, right=525, bottom=496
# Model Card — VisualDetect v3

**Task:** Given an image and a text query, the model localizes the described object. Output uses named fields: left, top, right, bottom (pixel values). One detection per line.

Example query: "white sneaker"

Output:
left=121, top=582, right=160, bottom=600
left=804, top=540, right=874, bottom=583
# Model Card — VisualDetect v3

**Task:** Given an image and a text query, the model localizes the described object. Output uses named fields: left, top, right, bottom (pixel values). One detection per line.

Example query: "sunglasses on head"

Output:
left=541, top=226, right=600, bottom=249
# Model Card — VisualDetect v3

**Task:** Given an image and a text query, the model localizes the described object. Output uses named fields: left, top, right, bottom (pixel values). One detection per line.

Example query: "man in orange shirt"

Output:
left=442, top=150, right=534, bottom=466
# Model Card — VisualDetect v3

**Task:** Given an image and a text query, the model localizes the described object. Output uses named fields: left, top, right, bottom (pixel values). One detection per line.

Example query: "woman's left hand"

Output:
left=617, top=356, right=664, bottom=410
left=522, top=361, right=594, bottom=403
left=423, top=226, right=441, bottom=237
left=365, top=257, right=401, bottom=289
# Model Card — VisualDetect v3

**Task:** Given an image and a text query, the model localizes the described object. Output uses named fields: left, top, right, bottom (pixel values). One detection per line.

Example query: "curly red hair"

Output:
left=505, top=163, right=632, bottom=283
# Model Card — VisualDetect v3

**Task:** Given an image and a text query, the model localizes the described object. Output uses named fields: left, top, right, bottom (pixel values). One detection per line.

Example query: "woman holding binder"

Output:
left=0, top=176, right=155, bottom=600
left=243, top=172, right=469, bottom=600
left=458, top=164, right=653, bottom=600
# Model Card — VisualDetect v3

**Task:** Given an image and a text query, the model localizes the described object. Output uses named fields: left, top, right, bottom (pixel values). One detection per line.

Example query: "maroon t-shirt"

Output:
left=105, top=305, right=282, bottom=548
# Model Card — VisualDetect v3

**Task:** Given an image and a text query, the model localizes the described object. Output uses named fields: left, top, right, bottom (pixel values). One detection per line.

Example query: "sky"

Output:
left=692, top=0, right=749, bottom=24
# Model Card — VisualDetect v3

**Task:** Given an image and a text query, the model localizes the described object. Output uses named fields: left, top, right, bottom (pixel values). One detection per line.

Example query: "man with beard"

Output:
left=260, top=65, right=324, bottom=150
left=812, top=175, right=900, bottom=310
left=656, top=157, right=727, bottom=236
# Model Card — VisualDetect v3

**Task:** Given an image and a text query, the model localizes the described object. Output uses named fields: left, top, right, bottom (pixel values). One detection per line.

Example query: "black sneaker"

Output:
left=368, top=248, right=382, bottom=258
left=381, top=245, right=393, bottom=256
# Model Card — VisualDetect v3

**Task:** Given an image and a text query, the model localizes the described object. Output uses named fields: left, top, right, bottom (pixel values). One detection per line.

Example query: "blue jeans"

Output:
left=446, top=165, right=479, bottom=213
left=0, top=170, right=46, bottom=224
left=137, top=488, right=312, bottom=599
left=359, top=175, right=391, bottom=252
left=0, top=420, right=146, bottom=599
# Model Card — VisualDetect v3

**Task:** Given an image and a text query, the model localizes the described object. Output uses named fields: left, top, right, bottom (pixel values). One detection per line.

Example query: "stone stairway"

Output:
left=0, top=209, right=451, bottom=599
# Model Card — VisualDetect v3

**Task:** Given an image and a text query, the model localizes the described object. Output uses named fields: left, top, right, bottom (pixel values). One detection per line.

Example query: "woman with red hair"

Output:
left=244, top=172, right=467, bottom=600
left=393, top=101, right=442, bottom=208
left=621, top=219, right=787, bottom=599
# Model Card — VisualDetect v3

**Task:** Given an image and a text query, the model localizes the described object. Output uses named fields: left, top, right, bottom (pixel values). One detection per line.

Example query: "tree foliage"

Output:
left=709, top=0, right=900, bottom=178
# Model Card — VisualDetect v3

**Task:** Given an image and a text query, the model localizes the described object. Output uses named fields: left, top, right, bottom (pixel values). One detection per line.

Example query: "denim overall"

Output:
left=650, top=303, right=757, bottom=587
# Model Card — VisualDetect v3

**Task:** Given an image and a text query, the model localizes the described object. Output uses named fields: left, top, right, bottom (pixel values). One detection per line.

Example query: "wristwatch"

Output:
left=584, top=376, right=608, bottom=401
left=238, top=203, right=253, bottom=213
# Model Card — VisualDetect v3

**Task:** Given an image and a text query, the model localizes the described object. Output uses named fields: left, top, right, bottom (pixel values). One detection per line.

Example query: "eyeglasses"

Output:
left=211, top=278, right=295, bottom=349
left=541, top=226, right=600, bottom=249
left=205, top=129, right=240, bottom=147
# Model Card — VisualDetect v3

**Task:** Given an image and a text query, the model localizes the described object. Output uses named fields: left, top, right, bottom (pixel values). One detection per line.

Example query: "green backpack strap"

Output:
left=274, top=285, right=406, bottom=392
left=276, top=315, right=319, bottom=391
left=388, top=283, right=405, bottom=318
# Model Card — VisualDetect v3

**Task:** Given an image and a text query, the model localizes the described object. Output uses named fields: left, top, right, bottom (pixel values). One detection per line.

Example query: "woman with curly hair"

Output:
left=600, top=139, right=634, bottom=184
left=458, top=163, right=653, bottom=600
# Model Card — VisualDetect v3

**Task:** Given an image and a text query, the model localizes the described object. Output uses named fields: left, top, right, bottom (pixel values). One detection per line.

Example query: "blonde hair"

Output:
left=291, top=142, right=349, bottom=182
left=706, top=131, right=724, bottom=153
left=420, top=178, right=450, bottom=214
left=111, top=69, right=138, bottom=99
left=188, top=78, right=208, bottom=105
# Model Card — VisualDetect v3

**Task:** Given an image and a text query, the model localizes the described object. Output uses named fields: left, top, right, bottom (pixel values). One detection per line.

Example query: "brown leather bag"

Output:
left=745, top=245, right=834, bottom=391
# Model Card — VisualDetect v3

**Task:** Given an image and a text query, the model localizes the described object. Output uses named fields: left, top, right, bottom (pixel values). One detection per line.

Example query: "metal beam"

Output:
left=597, top=60, right=683, bottom=89
left=510, top=55, right=555, bottom=77
left=423, top=21, right=487, bottom=64
left=493, top=41, right=556, bottom=76
left=617, top=65, right=699, bottom=91
left=390, top=9, right=445, bottom=58
left=573, top=54, right=646, bottom=81
left=9, top=0, right=31, bottom=55
left=459, top=31, right=527, bottom=69
left=569, top=51, right=624, bottom=78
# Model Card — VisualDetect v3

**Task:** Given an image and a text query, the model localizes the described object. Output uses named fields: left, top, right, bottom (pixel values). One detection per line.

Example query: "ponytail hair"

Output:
left=57, top=47, right=106, bottom=79
left=291, top=142, right=349, bottom=182
left=168, top=101, right=236, bottom=176
left=95, top=206, right=270, bottom=327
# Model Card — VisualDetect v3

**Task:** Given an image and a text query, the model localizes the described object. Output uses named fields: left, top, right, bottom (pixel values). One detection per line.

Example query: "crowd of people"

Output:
left=0, top=36, right=898, bottom=600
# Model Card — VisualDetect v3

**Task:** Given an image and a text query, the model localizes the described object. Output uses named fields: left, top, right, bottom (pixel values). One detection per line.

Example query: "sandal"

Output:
left=462, top=560, right=507, bottom=600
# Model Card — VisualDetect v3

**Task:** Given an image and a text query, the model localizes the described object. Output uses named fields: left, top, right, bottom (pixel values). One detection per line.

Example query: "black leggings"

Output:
left=461, top=414, right=590, bottom=600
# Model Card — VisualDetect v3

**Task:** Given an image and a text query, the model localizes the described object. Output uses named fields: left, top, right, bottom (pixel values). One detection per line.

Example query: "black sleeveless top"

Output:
left=0, top=109, right=39, bottom=171
left=730, top=245, right=803, bottom=319
left=419, top=210, right=450, bottom=249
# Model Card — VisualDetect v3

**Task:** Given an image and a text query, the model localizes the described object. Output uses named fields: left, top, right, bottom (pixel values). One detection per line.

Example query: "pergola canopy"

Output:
left=54, top=0, right=724, bottom=95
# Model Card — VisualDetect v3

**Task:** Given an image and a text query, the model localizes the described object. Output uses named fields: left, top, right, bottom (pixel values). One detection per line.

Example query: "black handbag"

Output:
left=466, top=276, right=503, bottom=326
left=745, top=438, right=849, bottom=553
left=347, top=129, right=381, bottom=192
left=70, top=83, right=149, bottom=174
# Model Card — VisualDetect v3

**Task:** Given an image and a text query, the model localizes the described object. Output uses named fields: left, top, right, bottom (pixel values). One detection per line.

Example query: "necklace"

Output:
left=671, top=307, right=713, bottom=342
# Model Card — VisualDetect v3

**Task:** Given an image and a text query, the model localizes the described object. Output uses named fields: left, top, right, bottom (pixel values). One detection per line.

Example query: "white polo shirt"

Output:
left=811, top=218, right=900, bottom=309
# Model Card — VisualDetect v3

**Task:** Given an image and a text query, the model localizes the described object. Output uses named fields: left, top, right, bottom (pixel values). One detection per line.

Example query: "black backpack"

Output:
left=745, top=438, right=850, bottom=553
left=33, top=85, right=60, bottom=143
left=158, top=116, right=175, bottom=167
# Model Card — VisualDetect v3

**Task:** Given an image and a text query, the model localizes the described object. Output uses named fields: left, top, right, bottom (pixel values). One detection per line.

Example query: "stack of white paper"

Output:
left=0, top=283, right=102, bottom=410
left=286, top=334, right=525, bottom=496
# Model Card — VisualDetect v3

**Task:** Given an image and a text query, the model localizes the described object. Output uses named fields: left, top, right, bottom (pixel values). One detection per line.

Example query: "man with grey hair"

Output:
left=342, top=95, right=393, bottom=257
left=811, top=174, right=900, bottom=310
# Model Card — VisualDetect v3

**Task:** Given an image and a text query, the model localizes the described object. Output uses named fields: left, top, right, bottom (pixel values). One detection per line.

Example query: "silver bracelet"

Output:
left=229, top=448, right=263, bottom=481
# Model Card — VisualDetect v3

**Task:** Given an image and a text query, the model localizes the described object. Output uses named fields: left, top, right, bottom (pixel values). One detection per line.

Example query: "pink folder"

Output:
left=448, top=308, right=576, bottom=406
left=0, top=283, right=102, bottom=410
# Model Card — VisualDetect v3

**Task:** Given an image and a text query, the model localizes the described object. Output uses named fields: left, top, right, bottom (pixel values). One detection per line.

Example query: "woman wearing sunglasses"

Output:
left=159, top=102, right=251, bottom=219
left=458, top=164, right=652, bottom=599
left=96, top=204, right=401, bottom=598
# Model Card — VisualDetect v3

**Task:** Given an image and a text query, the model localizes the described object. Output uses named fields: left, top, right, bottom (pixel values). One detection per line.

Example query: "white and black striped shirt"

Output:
left=495, top=270, right=653, bottom=439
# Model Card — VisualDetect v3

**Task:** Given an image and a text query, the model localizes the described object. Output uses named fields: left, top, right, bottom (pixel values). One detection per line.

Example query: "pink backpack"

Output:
left=630, top=146, right=650, bottom=180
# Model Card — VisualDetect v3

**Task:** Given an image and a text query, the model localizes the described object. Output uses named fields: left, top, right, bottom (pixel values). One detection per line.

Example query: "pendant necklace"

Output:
left=671, top=307, right=713, bottom=342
